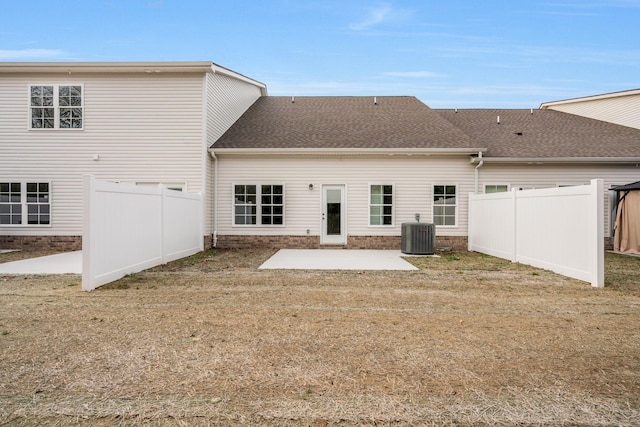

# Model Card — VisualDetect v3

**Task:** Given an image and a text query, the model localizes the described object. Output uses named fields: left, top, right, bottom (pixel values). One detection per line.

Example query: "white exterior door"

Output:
left=322, top=185, right=346, bottom=245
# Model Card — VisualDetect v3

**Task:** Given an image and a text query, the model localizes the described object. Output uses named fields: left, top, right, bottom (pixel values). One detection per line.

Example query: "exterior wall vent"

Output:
left=401, top=222, right=436, bottom=255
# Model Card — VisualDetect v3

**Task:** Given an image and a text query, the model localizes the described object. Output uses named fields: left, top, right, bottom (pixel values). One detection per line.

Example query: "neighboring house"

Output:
left=540, top=88, right=640, bottom=129
left=0, top=61, right=266, bottom=250
left=437, top=108, right=640, bottom=246
left=211, top=97, right=640, bottom=250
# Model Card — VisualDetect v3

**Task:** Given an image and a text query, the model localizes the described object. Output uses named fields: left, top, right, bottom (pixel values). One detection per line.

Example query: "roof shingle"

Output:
left=213, top=96, right=478, bottom=150
left=436, top=109, right=640, bottom=158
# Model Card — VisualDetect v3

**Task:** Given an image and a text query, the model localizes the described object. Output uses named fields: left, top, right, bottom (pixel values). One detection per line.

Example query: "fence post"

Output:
left=591, top=179, right=604, bottom=288
left=467, top=193, right=474, bottom=251
left=160, top=185, right=166, bottom=264
left=81, top=175, right=95, bottom=291
left=511, top=188, right=518, bottom=262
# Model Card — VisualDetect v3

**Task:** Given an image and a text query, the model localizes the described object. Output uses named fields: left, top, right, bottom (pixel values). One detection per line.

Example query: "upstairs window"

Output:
left=30, top=85, right=83, bottom=129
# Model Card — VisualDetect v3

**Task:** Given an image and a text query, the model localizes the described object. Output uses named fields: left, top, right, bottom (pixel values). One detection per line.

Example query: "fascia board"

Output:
left=0, top=61, right=215, bottom=74
left=540, top=88, right=640, bottom=109
left=210, top=147, right=487, bottom=156
left=470, top=156, right=640, bottom=164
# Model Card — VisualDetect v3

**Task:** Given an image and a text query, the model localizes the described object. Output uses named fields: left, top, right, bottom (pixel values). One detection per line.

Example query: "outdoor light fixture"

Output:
left=308, top=183, right=314, bottom=190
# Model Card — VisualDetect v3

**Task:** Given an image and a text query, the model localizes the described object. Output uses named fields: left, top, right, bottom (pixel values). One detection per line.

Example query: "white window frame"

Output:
left=484, top=184, right=510, bottom=194
left=232, top=184, right=285, bottom=227
left=369, top=184, right=394, bottom=227
left=0, top=181, right=52, bottom=227
left=432, top=184, right=457, bottom=227
left=28, top=84, right=84, bottom=130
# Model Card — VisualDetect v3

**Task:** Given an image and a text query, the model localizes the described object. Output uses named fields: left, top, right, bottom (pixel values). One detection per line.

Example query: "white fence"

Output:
left=82, top=175, right=203, bottom=291
left=468, top=179, right=604, bottom=287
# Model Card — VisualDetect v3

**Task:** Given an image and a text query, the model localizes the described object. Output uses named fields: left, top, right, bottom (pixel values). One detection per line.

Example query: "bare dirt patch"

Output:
left=1, top=249, right=639, bottom=426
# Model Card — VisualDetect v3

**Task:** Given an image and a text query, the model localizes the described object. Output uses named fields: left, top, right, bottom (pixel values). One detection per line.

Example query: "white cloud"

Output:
left=350, top=5, right=391, bottom=30
left=349, top=4, right=412, bottom=31
left=0, top=49, right=66, bottom=60
left=382, top=71, right=446, bottom=78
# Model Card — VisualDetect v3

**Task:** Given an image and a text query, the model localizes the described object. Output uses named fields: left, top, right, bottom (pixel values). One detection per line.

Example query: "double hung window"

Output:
left=433, top=185, right=456, bottom=226
left=30, top=85, right=83, bottom=129
left=234, top=184, right=284, bottom=226
left=369, top=184, right=393, bottom=226
left=0, top=182, right=50, bottom=225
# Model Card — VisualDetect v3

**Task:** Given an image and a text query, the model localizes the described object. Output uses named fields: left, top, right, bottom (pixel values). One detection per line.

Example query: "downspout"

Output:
left=210, top=149, right=218, bottom=248
left=474, top=151, right=484, bottom=194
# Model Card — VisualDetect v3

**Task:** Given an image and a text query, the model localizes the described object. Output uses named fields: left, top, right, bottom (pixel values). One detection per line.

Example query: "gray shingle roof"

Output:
left=213, top=96, right=478, bottom=150
left=436, top=109, right=640, bottom=158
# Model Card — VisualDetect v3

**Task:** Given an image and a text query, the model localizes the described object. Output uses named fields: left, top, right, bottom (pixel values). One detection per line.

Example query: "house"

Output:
left=0, top=61, right=266, bottom=250
left=2, top=60, right=639, bottom=252
left=210, top=97, right=640, bottom=250
left=540, top=88, right=640, bottom=130
left=210, top=96, right=484, bottom=249
left=437, top=108, right=640, bottom=247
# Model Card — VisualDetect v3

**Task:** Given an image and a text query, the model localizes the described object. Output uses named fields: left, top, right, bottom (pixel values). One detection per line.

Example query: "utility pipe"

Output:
left=474, top=151, right=484, bottom=194
left=210, top=149, right=218, bottom=248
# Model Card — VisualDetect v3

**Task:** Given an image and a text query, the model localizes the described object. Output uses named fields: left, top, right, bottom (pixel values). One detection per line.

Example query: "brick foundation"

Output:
left=0, top=235, right=82, bottom=251
left=216, top=234, right=469, bottom=250
left=204, top=234, right=214, bottom=250
left=1, top=235, right=214, bottom=252
left=216, top=235, right=320, bottom=249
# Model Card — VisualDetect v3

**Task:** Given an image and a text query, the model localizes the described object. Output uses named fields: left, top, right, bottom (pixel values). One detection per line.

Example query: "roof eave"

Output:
left=540, top=88, right=640, bottom=109
left=470, top=156, right=640, bottom=164
left=0, top=60, right=267, bottom=93
left=0, top=61, right=215, bottom=74
left=210, top=147, right=487, bottom=156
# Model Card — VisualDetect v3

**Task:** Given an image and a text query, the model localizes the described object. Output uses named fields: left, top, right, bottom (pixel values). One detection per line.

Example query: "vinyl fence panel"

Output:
left=82, top=175, right=203, bottom=291
left=468, top=179, right=604, bottom=287
left=467, top=190, right=516, bottom=261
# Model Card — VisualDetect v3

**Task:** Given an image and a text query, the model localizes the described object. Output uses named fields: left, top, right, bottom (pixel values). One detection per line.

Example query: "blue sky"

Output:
left=2, top=0, right=639, bottom=107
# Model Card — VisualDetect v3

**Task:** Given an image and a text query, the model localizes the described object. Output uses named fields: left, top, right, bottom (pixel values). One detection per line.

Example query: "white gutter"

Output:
left=0, top=61, right=268, bottom=95
left=212, top=147, right=487, bottom=156
left=473, top=151, right=484, bottom=194
left=210, top=150, right=219, bottom=248
left=469, top=156, right=640, bottom=164
left=210, top=64, right=267, bottom=95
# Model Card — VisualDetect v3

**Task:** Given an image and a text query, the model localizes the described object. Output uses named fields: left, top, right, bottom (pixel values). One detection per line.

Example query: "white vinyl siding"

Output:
left=205, top=72, right=263, bottom=235
left=543, top=92, right=640, bottom=129
left=0, top=73, right=204, bottom=236
left=0, top=69, right=264, bottom=239
left=215, top=155, right=475, bottom=238
left=214, top=155, right=639, bottom=240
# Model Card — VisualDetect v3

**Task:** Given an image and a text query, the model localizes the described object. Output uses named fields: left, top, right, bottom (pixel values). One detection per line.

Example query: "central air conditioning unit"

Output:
left=401, top=222, right=436, bottom=255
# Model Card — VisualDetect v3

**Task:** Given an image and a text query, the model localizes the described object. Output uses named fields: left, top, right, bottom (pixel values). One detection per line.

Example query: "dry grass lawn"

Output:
left=1, top=248, right=639, bottom=426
